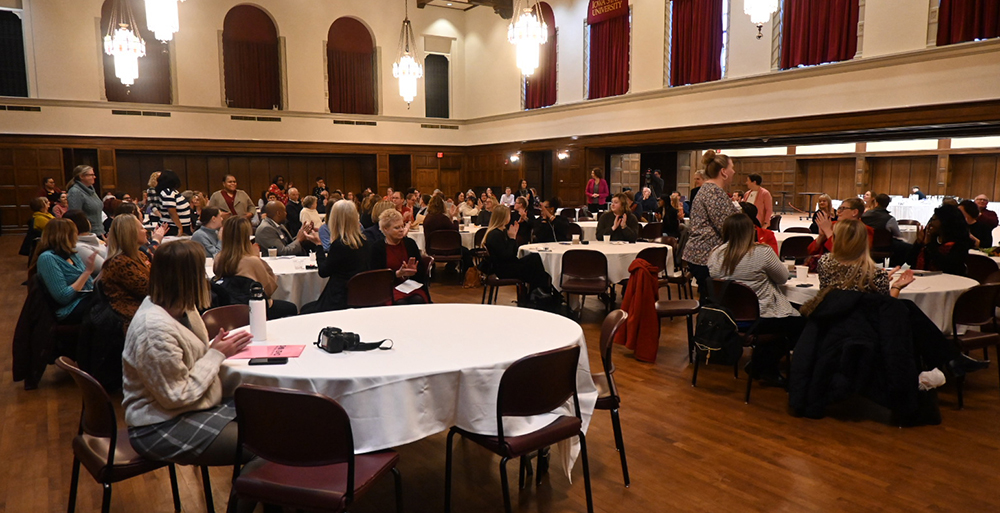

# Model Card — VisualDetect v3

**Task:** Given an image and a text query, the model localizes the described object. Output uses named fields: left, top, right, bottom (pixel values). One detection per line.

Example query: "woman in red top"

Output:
left=586, top=167, right=610, bottom=213
left=267, top=175, right=289, bottom=205
left=370, top=208, right=430, bottom=304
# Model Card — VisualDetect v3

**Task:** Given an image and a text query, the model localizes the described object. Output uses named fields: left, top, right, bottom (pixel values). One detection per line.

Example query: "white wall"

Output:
left=862, top=0, right=930, bottom=58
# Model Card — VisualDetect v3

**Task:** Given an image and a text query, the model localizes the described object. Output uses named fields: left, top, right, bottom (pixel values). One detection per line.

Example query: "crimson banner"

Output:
left=588, top=0, right=628, bottom=25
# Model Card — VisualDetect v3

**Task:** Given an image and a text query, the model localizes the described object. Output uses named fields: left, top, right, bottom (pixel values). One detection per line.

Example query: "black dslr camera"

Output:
left=316, top=327, right=361, bottom=354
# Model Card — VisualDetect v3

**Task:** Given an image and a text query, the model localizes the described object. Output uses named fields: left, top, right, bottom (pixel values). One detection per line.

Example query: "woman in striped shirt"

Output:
left=155, top=170, right=192, bottom=236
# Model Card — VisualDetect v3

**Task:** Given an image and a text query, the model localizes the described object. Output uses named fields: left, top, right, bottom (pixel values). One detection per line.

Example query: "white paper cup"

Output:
left=795, top=265, right=809, bottom=280
left=572, top=234, right=581, bottom=244
left=267, top=248, right=277, bottom=258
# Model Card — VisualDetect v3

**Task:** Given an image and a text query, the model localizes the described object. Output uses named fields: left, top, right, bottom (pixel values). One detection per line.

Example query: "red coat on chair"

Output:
left=614, top=259, right=660, bottom=362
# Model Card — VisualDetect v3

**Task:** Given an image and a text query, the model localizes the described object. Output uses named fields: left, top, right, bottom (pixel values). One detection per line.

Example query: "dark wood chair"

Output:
left=984, top=269, right=1000, bottom=284
left=950, top=284, right=1000, bottom=409
left=870, top=228, right=894, bottom=262
left=778, top=235, right=815, bottom=264
left=232, top=384, right=403, bottom=513
left=482, top=273, right=524, bottom=305
left=559, top=208, right=577, bottom=219
left=426, top=230, right=464, bottom=278
left=656, top=295, right=701, bottom=364
left=635, top=246, right=669, bottom=277
left=784, top=227, right=812, bottom=233
left=444, top=345, right=593, bottom=513
left=652, top=236, right=694, bottom=299
left=593, top=310, right=630, bottom=487
left=639, top=222, right=662, bottom=240
left=56, top=357, right=183, bottom=513
left=567, top=222, right=584, bottom=241
left=966, top=253, right=1000, bottom=284
left=768, top=214, right=781, bottom=232
left=201, top=304, right=250, bottom=336
left=471, top=227, right=488, bottom=266
left=347, top=268, right=395, bottom=307
left=559, top=249, right=610, bottom=315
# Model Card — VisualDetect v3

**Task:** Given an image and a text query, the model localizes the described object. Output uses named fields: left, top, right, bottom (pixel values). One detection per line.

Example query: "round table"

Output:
left=205, top=255, right=326, bottom=309
left=780, top=272, right=978, bottom=334
left=219, top=304, right=597, bottom=462
left=519, top=241, right=673, bottom=291
left=572, top=220, right=648, bottom=242
left=774, top=232, right=817, bottom=254
left=406, top=226, right=480, bottom=252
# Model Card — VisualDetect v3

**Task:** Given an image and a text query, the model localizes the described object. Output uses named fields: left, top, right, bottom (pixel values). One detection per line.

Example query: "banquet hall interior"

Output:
left=2, top=0, right=1000, bottom=511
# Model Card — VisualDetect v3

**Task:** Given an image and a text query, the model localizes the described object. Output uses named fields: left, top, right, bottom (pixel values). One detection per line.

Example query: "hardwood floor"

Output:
left=2, top=235, right=999, bottom=513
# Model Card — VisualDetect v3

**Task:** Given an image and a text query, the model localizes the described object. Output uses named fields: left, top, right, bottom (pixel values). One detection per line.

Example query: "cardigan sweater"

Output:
left=35, top=250, right=94, bottom=320
left=122, top=298, right=225, bottom=427
left=67, top=182, right=105, bottom=236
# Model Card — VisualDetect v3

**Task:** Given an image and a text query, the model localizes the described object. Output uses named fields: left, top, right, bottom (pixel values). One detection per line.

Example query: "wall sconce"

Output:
left=557, top=150, right=569, bottom=160
left=510, top=153, right=521, bottom=163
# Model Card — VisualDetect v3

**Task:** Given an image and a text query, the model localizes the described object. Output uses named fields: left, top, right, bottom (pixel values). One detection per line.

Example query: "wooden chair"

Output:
left=784, top=227, right=812, bottom=233
left=444, top=345, right=593, bottom=513
left=656, top=294, right=701, bottom=364
left=201, top=304, right=250, bottom=336
left=593, top=310, right=631, bottom=486
left=232, top=384, right=402, bottom=512
left=898, top=219, right=921, bottom=227
left=966, top=252, right=1000, bottom=284
left=471, top=227, right=488, bottom=266
left=347, top=268, right=395, bottom=307
left=639, top=222, right=662, bottom=240
left=652, top=236, right=694, bottom=299
left=56, top=357, right=183, bottom=513
left=559, top=249, right=610, bottom=315
left=778, top=235, right=815, bottom=264
left=950, top=284, right=1000, bottom=409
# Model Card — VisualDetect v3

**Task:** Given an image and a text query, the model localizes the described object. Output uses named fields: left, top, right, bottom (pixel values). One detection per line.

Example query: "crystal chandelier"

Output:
left=392, top=0, right=423, bottom=107
left=145, top=0, right=184, bottom=43
left=744, top=0, right=779, bottom=39
left=507, top=0, right=548, bottom=76
left=104, top=0, right=146, bottom=86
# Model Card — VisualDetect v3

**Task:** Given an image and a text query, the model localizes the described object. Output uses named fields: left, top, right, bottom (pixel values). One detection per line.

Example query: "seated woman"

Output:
left=371, top=209, right=430, bottom=305
left=123, top=240, right=253, bottom=467
left=596, top=193, right=639, bottom=242
left=31, top=218, right=97, bottom=324
left=213, top=216, right=297, bottom=319
left=101, top=215, right=152, bottom=332
left=362, top=200, right=396, bottom=244
left=299, top=195, right=323, bottom=227
left=808, top=194, right=837, bottom=234
left=482, top=205, right=552, bottom=294
left=30, top=196, right=54, bottom=233
left=423, top=195, right=457, bottom=238
left=658, top=194, right=682, bottom=238
left=959, top=199, right=992, bottom=249
left=306, top=200, right=371, bottom=312
left=64, top=209, right=107, bottom=275
left=906, top=204, right=971, bottom=276
left=707, top=213, right=804, bottom=385
left=808, top=197, right=870, bottom=266
left=458, top=196, right=480, bottom=220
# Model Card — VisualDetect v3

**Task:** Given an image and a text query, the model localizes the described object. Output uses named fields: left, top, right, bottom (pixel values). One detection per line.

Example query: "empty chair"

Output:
left=966, top=252, right=1000, bottom=284
left=201, top=304, right=250, bottom=336
left=779, top=235, right=815, bottom=264
left=232, top=384, right=403, bottom=512
left=559, top=208, right=577, bottom=219
left=784, top=227, right=812, bottom=233
left=656, top=294, right=701, bottom=364
left=639, top=222, right=662, bottom=240
left=950, top=284, right=1000, bottom=409
left=347, top=268, right=395, bottom=307
left=768, top=214, right=781, bottom=231
left=56, top=357, right=183, bottom=513
left=559, top=249, right=610, bottom=314
left=444, top=345, right=593, bottom=513
left=593, top=310, right=631, bottom=486
left=426, top=230, right=464, bottom=276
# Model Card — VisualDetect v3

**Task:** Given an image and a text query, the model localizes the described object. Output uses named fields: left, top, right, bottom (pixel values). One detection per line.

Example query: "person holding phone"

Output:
left=371, top=208, right=430, bottom=304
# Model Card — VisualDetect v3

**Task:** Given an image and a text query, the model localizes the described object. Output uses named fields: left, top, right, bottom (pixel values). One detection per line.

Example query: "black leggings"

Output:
left=687, top=263, right=711, bottom=302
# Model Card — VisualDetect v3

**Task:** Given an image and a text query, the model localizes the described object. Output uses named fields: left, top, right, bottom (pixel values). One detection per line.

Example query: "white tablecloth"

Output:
left=219, top=304, right=597, bottom=468
left=205, top=256, right=326, bottom=309
left=774, top=232, right=817, bottom=254
left=407, top=226, right=480, bottom=252
left=519, top=241, right=672, bottom=291
left=780, top=272, right=978, bottom=334
left=887, top=202, right=938, bottom=225
left=571, top=220, right=648, bottom=242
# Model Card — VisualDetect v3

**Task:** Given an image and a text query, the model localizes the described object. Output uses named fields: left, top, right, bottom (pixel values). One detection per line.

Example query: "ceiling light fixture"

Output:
left=744, top=0, right=779, bottom=39
left=144, top=0, right=184, bottom=44
left=104, top=0, right=146, bottom=86
left=507, top=0, right=547, bottom=76
left=393, top=0, right=423, bottom=107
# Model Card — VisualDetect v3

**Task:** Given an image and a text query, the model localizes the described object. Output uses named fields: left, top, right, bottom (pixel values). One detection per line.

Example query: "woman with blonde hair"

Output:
left=213, top=216, right=297, bottom=319
left=31, top=218, right=98, bottom=323
left=371, top=208, right=430, bottom=304
left=101, top=215, right=152, bottom=328
left=305, top=200, right=371, bottom=313
left=809, top=194, right=837, bottom=234
left=482, top=204, right=552, bottom=294
left=66, top=165, right=105, bottom=237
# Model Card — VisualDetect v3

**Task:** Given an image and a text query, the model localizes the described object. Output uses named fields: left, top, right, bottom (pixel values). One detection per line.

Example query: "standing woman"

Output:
left=371, top=209, right=430, bottom=304
left=682, top=150, right=741, bottom=299
left=123, top=240, right=253, bottom=467
left=267, top=175, right=289, bottom=205
left=213, top=217, right=298, bottom=319
left=101, top=214, right=152, bottom=331
left=155, top=170, right=192, bottom=236
left=518, top=179, right=533, bottom=206
left=66, top=165, right=105, bottom=237
left=306, top=200, right=371, bottom=312
left=585, top=168, right=610, bottom=214
left=145, top=171, right=161, bottom=224
left=30, top=219, right=97, bottom=324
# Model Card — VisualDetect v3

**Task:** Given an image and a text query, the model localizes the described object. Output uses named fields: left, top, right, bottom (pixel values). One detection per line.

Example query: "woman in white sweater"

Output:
left=123, top=240, right=252, bottom=465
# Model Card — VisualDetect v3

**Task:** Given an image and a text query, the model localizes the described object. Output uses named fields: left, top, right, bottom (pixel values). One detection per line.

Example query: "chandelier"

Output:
left=507, top=0, right=548, bottom=76
left=145, top=0, right=184, bottom=43
left=744, top=0, right=779, bottom=39
left=392, top=0, right=423, bottom=107
left=104, top=0, right=146, bottom=86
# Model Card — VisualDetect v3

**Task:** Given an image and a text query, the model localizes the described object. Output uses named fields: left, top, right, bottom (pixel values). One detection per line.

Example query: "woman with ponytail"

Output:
left=682, top=150, right=741, bottom=300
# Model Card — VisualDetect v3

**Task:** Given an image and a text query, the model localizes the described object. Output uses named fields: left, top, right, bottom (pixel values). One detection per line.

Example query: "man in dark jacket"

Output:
left=861, top=193, right=911, bottom=265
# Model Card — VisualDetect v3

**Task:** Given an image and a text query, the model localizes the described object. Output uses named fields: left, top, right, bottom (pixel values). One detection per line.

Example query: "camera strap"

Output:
left=350, top=339, right=393, bottom=351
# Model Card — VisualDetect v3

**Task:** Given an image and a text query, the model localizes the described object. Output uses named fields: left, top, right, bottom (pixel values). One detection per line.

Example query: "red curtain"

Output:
left=223, top=6, right=281, bottom=110
left=670, top=0, right=722, bottom=86
left=780, top=0, right=859, bottom=69
left=937, top=0, right=1000, bottom=46
left=588, top=15, right=630, bottom=100
left=525, top=3, right=557, bottom=110
left=328, top=50, right=376, bottom=114
left=100, top=0, right=171, bottom=104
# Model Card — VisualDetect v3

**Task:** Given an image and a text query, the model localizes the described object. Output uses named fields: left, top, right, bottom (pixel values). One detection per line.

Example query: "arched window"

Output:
left=524, top=2, right=556, bottom=110
left=100, top=0, right=171, bottom=104
left=587, top=0, right=630, bottom=100
left=425, top=54, right=449, bottom=118
left=223, top=5, right=281, bottom=110
left=0, top=10, right=27, bottom=97
left=327, top=17, right=376, bottom=115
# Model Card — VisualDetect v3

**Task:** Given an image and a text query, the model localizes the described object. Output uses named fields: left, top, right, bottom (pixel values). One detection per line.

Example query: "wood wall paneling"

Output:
left=869, top=156, right=938, bottom=197
left=798, top=158, right=855, bottom=209
left=554, top=149, right=585, bottom=206
left=950, top=155, right=1000, bottom=201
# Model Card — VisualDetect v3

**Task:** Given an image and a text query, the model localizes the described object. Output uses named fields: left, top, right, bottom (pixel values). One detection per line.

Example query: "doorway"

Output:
left=609, top=153, right=641, bottom=195
left=389, top=155, right=411, bottom=193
